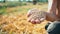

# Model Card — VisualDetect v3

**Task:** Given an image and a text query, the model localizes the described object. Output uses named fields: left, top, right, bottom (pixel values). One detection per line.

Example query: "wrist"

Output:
left=46, top=12, right=58, bottom=22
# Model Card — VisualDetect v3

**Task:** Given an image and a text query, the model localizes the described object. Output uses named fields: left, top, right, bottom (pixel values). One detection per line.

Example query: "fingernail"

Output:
left=35, top=19, right=40, bottom=24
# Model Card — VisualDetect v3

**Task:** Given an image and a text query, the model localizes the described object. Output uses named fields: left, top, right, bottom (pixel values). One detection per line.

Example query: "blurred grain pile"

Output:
left=0, top=13, right=48, bottom=34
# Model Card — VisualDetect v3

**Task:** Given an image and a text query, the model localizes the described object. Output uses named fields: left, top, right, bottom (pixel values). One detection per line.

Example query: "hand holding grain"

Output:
left=27, top=8, right=46, bottom=24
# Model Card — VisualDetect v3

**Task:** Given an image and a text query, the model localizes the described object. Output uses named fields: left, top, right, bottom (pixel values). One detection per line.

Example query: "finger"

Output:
left=27, top=9, right=32, bottom=17
left=27, top=14, right=31, bottom=17
left=31, top=19, right=36, bottom=24
left=27, top=13, right=31, bottom=17
left=35, top=19, right=41, bottom=24
left=27, top=17, right=32, bottom=22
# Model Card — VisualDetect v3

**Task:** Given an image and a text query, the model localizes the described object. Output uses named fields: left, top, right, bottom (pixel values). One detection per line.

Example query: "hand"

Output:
left=27, top=8, right=46, bottom=24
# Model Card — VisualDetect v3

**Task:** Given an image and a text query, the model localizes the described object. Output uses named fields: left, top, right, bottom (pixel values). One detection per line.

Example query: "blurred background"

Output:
left=0, top=0, right=48, bottom=34
left=0, top=0, right=48, bottom=15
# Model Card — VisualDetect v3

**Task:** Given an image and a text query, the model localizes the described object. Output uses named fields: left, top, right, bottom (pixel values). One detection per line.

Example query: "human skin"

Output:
left=27, top=0, right=60, bottom=24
